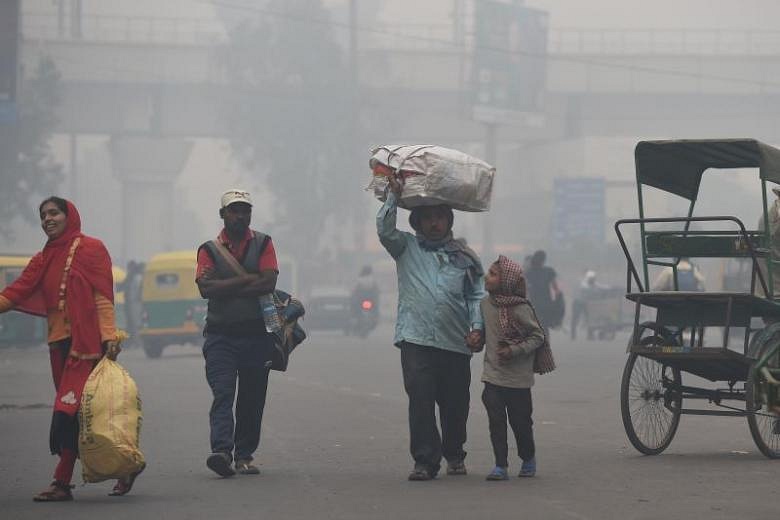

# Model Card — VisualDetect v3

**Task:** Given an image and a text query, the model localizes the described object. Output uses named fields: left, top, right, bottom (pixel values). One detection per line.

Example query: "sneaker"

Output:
left=235, top=460, right=260, bottom=475
left=408, top=464, right=435, bottom=481
left=446, top=459, right=467, bottom=476
left=518, top=457, right=536, bottom=478
left=207, top=452, right=236, bottom=477
left=485, top=466, right=509, bottom=481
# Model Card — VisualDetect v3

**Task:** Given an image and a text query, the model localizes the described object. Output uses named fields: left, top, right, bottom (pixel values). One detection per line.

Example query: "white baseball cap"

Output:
left=220, top=189, right=253, bottom=208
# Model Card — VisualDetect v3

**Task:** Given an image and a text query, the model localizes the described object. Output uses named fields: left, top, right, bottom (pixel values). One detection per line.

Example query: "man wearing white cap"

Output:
left=196, top=189, right=279, bottom=477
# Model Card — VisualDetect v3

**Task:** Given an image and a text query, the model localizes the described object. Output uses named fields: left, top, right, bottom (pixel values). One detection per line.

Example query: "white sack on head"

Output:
left=368, top=145, right=495, bottom=212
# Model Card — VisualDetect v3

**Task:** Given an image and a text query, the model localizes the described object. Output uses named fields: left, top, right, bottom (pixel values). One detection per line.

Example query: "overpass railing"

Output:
left=22, top=12, right=226, bottom=45
left=549, top=28, right=780, bottom=56
left=21, top=12, right=780, bottom=56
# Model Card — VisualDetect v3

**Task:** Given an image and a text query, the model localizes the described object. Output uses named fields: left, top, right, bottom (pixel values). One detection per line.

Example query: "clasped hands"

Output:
left=465, top=330, right=484, bottom=353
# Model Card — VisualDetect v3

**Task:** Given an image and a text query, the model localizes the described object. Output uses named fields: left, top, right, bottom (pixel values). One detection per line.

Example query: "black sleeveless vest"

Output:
left=199, top=231, right=269, bottom=333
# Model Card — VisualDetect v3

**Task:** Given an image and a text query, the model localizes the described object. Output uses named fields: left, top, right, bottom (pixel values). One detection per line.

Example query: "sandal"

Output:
left=407, top=465, right=435, bottom=481
left=446, top=460, right=467, bottom=476
left=235, top=460, right=260, bottom=475
left=108, top=463, right=146, bottom=496
left=33, top=481, right=74, bottom=502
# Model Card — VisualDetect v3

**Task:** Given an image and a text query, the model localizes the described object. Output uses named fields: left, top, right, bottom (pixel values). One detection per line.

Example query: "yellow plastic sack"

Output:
left=78, top=358, right=145, bottom=483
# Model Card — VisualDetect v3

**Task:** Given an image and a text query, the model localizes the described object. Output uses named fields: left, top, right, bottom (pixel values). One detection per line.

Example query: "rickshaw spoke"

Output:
left=621, top=353, right=682, bottom=455
left=746, top=359, right=780, bottom=458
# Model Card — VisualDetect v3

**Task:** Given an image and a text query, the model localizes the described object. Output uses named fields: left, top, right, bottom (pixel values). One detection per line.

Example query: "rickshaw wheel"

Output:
left=620, top=349, right=682, bottom=455
left=746, top=361, right=780, bottom=459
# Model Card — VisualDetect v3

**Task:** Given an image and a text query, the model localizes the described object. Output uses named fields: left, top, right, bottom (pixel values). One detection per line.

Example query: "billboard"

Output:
left=472, top=1, right=548, bottom=114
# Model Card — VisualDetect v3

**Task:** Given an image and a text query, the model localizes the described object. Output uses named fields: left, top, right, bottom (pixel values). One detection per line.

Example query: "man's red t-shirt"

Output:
left=196, top=228, right=278, bottom=280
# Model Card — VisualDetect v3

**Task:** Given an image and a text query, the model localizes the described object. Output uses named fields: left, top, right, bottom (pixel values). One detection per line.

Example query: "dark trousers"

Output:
left=481, top=382, right=535, bottom=467
left=203, top=332, right=272, bottom=462
left=400, top=342, right=471, bottom=473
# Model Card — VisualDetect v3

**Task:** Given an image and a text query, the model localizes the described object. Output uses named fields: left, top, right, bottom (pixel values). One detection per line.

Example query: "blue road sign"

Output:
left=552, top=177, right=606, bottom=245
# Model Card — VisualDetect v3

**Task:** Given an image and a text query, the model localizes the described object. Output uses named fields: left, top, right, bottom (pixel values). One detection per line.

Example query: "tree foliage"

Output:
left=221, top=0, right=361, bottom=268
left=0, top=56, right=63, bottom=237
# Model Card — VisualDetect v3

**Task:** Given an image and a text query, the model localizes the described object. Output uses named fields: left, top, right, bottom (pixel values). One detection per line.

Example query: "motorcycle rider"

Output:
left=350, top=265, right=379, bottom=334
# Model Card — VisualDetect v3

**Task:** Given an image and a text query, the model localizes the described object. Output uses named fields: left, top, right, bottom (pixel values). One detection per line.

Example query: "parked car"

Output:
left=306, top=286, right=352, bottom=334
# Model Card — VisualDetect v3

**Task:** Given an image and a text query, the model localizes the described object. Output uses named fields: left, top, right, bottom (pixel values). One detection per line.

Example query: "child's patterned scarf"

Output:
left=489, top=255, right=527, bottom=340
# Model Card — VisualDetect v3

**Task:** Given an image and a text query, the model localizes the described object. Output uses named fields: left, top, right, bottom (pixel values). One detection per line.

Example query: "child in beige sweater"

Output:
left=480, top=255, right=546, bottom=480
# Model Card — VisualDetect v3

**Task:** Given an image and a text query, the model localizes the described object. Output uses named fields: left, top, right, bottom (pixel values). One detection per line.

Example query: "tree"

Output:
left=0, top=56, right=63, bottom=237
left=221, top=0, right=363, bottom=282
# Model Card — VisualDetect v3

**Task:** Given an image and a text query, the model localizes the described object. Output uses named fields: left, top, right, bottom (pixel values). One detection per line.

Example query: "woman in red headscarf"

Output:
left=0, top=196, right=139, bottom=501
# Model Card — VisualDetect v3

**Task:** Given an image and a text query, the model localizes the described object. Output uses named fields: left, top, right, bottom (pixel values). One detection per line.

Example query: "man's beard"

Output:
left=226, top=221, right=248, bottom=235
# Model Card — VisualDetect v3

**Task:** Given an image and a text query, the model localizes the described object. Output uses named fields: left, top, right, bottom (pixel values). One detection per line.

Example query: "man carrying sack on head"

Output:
left=377, top=175, right=486, bottom=481
left=196, top=189, right=279, bottom=477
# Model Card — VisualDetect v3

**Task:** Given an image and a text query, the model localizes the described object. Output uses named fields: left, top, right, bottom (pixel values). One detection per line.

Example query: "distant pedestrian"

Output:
left=480, top=255, right=545, bottom=480
left=652, top=258, right=705, bottom=292
left=196, top=189, right=279, bottom=477
left=525, top=250, right=563, bottom=331
left=570, top=270, right=609, bottom=340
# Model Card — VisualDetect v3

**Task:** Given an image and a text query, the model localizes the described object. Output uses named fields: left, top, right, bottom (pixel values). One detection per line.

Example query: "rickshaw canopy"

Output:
left=0, top=255, right=32, bottom=290
left=145, top=251, right=197, bottom=271
left=635, top=139, right=780, bottom=201
left=0, top=255, right=33, bottom=269
left=142, top=251, right=200, bottom=301
left=112, top=266, right=127, bottom=285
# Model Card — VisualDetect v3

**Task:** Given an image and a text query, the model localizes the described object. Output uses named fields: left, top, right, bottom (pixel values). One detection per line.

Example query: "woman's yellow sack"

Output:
left=78, top=358, right=145, bottom=483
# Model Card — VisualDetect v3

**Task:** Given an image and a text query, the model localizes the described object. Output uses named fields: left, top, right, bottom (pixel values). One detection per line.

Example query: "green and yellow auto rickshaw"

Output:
left=138, top=251, right=205, bottom=358
left=0, top=255, right=47, bottom=347
left=112, top=266, right=128, bottom=332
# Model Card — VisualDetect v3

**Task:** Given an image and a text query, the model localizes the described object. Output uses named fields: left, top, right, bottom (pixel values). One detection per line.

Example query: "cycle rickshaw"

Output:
left=615, top=139, right=780, bottom=458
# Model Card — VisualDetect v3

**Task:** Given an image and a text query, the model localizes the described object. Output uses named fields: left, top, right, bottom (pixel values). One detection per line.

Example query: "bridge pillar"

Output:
left=109, top=136, right=193, bottom=263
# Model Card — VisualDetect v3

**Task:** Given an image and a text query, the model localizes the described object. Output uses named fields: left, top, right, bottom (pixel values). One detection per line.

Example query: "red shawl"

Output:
left=1, top=201, right=114, bottom=414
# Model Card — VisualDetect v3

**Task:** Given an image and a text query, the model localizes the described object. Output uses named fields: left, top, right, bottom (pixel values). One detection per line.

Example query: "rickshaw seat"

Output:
left=644, top=231, right=765, bottom=259
left=626, top=291, right=780, bottom=327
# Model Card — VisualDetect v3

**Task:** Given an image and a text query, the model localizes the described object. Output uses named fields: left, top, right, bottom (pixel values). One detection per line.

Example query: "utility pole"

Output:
left=57, top=0, right=66, bottom=38
left=483, top=122, right=497, bottom=258
left=349, top=0, right=358, bottom=88
left=349, top=0, right=364, bottom=256
left=71, top=0, right=83, bottom=39
left=68, top=0, right=83, bottom=200
left=0, top=0, right=19, bottom=104
left=0, top=0, right=20, bottom=174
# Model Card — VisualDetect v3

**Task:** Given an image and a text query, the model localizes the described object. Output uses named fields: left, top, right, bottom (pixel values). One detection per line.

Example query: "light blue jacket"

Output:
left=377, top=193, right=485, bottom=356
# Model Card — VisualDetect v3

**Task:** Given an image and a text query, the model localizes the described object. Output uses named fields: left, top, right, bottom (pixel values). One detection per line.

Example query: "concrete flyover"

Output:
left=19, top=17, right=780, bottom=142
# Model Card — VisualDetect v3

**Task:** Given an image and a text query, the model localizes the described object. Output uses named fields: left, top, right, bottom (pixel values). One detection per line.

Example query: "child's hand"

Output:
left=496, top=341, right=512, bottom=363
left=465, top=330, right=484, bottom=352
